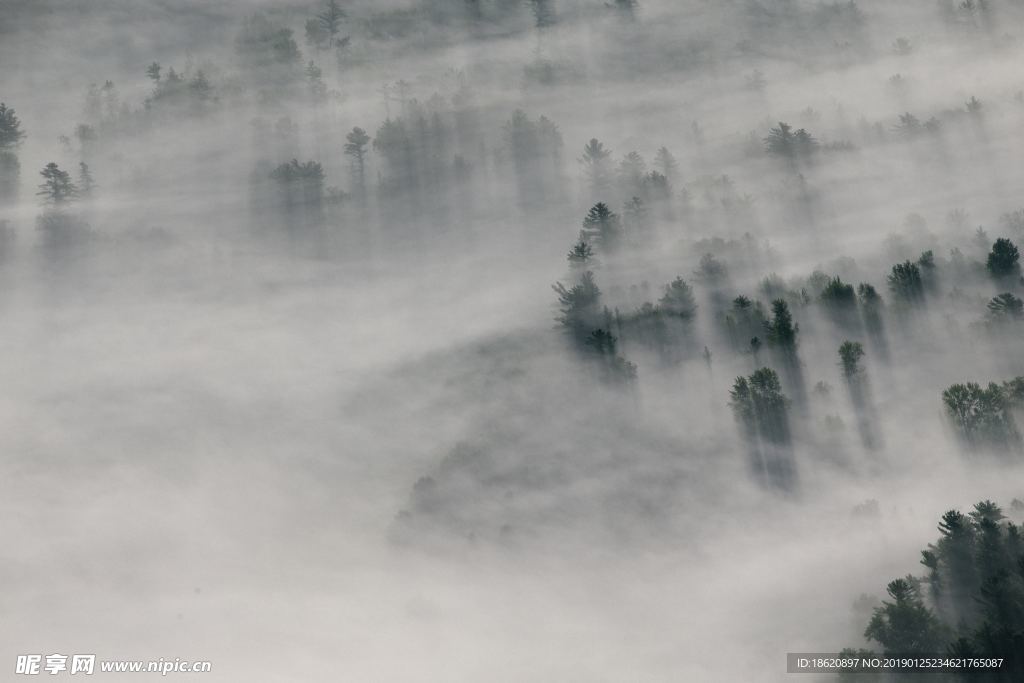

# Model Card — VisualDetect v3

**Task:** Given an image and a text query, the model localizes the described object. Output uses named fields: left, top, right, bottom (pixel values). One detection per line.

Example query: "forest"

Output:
left=2, top=0, right=1024, bottom=680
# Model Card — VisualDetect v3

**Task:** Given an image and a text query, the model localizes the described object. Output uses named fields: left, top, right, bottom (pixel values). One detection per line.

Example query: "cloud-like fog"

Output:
left=3, top=0, right=1024, bottom=680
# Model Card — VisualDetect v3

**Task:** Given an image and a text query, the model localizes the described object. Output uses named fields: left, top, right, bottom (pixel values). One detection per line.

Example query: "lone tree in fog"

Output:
left=730, top=368, right=791, bottom=445
left=985, top=292, right=1024, bottom=325
left=0, top=102, right=26, bottom=198
left=838, top=341, right=864, bottom=380
left=653, top=146, right=678, bottom=180
left=820, top=276, right=858, bottom=328
left=552, top=270, right=602, bottom=339
left=839, top=340, right=881, bottom=449
left=37, top=163, right=78, bottom=206
left=307, top=0, right=347, bottom=49
left=764, top=299, right=798, bottom=350
left=0, top=103, right=26, bottom=150
left=579, top=202, right=622, bottom=251
left=77, top=162, right=95, bottom=198
left=269, top=159, right=325, bottom=207
left=578, top=138, right=613, bottom=197
left=986, top=238, right=1020, bottom=279
left=146, top=62, right=161, bottom=82
left=764, top=122, right=818, bottom=159
left=344, top=127, right=371, bottom=197
left=567, top=240, right=594, bottom=268
left=887, top=261, right=924, bottom=305
left=658, top=277, right=697, bottom=319
left=584, top=328, right=637, bottom=382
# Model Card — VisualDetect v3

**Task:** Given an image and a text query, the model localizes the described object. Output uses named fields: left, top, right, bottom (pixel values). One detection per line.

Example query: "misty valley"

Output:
left=3, top=0, right=1024, bottom=680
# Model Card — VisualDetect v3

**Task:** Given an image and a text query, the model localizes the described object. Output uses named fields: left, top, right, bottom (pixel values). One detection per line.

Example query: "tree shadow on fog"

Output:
left=730, top=367, right=798, bottom=492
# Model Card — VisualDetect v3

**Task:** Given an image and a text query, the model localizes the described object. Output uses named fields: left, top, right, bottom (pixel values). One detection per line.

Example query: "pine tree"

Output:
left=0, top=103, right=27, bottom=150
left=36, top=163, right=78, bottom=205
left=344, top=127, right=371, bottom=196
left=653, top=146, right=678, bottom=179
left=578, top=138, right=612, bottom=196
left=579, top=202, right=622, bottom=250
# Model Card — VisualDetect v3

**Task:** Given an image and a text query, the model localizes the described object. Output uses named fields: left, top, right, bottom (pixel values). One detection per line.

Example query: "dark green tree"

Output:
left=838, top=340, right=864, bottom=380
left=886, top=260, right=924, bottom=305
left=552, top=271, right=602, bottom=339
left=580, top=202, right=622, bottom=251
left=942, top=382, right=1021, bottom=451
left=987, top=238, right=1020, bottom=279
left=730, top=367, right=796, bottom=488
left=864, top=578, right=949, bottom=654
left=765, top=299, right=798, bottom=349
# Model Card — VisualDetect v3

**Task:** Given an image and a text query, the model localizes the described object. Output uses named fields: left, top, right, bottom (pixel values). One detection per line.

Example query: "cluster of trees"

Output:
left=843, top=501, right=1024, bottom=678
left=550, top=182, right=1024, bottom=486
left=729, top=367, right=796, bottom=489
left=578, top=138, right=675, bottom=211
left=551, top=271, right=636, bottom=382
left=943, top=377, right=1024, bottom=452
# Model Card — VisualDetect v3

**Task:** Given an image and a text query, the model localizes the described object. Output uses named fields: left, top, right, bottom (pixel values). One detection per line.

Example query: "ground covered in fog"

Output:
left=3, top=0, right=1024, bottom=680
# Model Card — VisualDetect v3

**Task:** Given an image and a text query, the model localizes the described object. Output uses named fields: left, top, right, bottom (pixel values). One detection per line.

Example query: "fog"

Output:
left=3, top=0, right=1024, bottom=680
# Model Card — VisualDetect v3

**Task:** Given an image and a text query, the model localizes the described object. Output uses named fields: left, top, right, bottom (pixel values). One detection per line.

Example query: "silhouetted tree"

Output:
left=553, top=270, right=602, bottom=340
left=307, top=0, right=346, bottom=49
left=765, top=299, right=798, bottom=349
left=567, top=240, right=594, bottom=268
left=344, top=126, right=371, bottom=197
left=943, top=382, right=1021, bottom=451
left=578, top=138, right=613, bottom=197
left=764, top=121, right=818, bottom=159
left=579, top=202, right=622, bottom=251
left=851, top=501, right=1024, bottom=676
left=730, top=367, right=796, bottom=489
left=269, top=159, right=324, bottom=208
left=653, top=146, right=678, bottom=180
left=864, top=578, right=949, bottom=654
left=887, top=260, right=924, bottom=306
left=838, top=340, right=864, bottom=380
left=987, top=238, right=1020, bottom=279
left=820, top=276, right=858, bottom=329
left=986, top=292, right=1023, bottom=326
left=0, top=102, right=26, bottom=150
left=658, top=277, right=697, bottom=319
left=146, top=62, right=161, bottom=82
left=0, top=102, right=26, bottom=199
left=585, top=328, right=637, bottom=382
left=37, top=163, right=78, bottom=205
